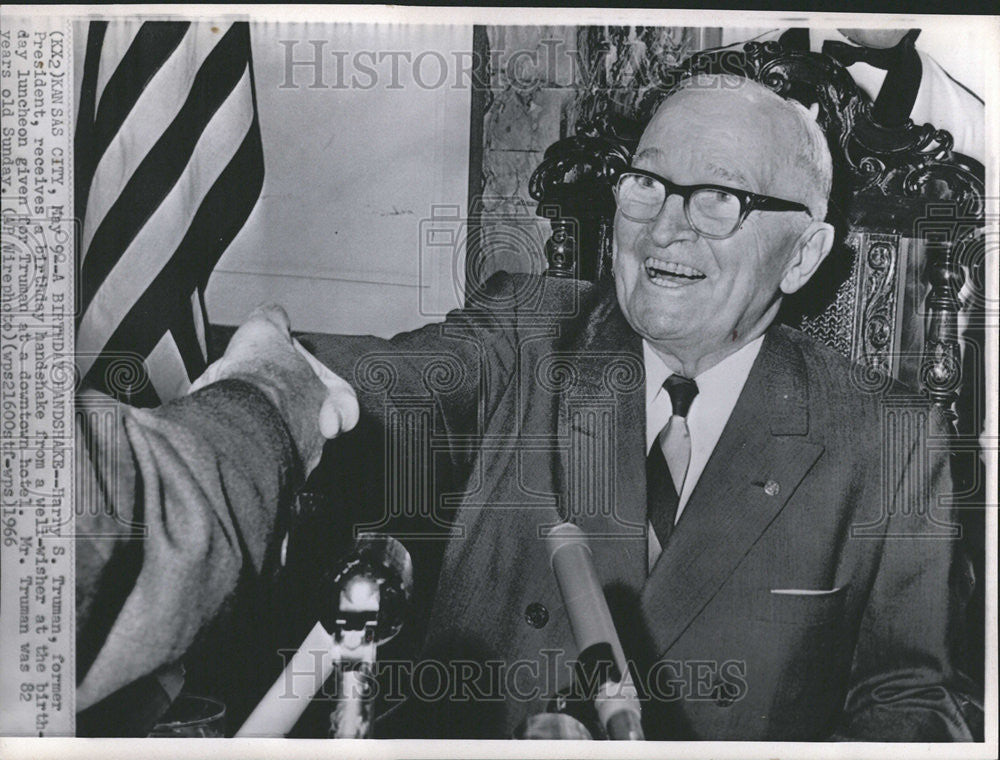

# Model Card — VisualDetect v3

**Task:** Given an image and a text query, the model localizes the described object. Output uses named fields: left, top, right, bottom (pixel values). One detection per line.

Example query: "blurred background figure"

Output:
left=722, top=26, right=985, bottom=163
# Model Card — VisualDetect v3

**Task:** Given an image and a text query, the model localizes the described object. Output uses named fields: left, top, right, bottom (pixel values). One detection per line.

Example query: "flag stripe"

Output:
left=74, top=20, right=107, bottom=223
left=77, top=67, right=255, bottom=378
left=77, top=21, right=107, bottom=129
left=146, top=330, right=193, bottom=401
left=83, top=120, right=264, bottom=391
left=93, top=21, right=146, bottom=114
left=75, top=20, right=264, bottom=406
left=81, top=23, right=233, bottom=261
left=91, top=21, right=190, bottom=162
left=192, top=290, right=208, bottom=360
left=170, top=297, right=209, bottom=379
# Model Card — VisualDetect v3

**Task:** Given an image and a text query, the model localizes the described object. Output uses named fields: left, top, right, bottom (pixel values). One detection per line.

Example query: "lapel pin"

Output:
left=753, top=479, right=781, bottom=496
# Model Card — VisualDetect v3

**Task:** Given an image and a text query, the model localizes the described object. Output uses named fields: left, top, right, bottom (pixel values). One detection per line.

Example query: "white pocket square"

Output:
left=770, top=586, right=843, bottom=596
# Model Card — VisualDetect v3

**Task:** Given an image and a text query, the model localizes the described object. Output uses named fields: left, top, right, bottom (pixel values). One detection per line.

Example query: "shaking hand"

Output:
left=190, top=304, right=359, bottom=473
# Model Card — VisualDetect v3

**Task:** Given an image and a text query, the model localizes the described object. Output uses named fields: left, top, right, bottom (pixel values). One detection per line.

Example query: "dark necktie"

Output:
left=646, top=375, right=699, bottom=548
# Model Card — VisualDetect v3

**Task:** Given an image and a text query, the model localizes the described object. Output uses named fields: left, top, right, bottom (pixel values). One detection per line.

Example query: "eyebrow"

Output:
left=706, top=164, right=750, bottom=188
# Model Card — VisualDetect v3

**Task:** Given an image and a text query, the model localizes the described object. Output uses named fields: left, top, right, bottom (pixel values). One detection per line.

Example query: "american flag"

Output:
left=75, top=20, right=264, bottom=406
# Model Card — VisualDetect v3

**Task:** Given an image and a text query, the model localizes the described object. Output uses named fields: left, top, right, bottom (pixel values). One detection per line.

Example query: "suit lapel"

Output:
left=552, top=280, right=648, bottom=594
left=640, top=326, right=825, bottom=659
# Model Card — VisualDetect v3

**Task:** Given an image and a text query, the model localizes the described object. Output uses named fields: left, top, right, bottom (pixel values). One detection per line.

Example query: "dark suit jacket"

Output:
left=306, top=272, right=975, bottom=741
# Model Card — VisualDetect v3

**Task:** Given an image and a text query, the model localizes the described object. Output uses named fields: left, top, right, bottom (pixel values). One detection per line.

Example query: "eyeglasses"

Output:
left=614, top=167, right=812, bottom=239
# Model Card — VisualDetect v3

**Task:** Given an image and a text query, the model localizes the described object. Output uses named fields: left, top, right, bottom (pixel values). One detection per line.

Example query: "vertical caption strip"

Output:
left=0, top=14, right=75, bottom=736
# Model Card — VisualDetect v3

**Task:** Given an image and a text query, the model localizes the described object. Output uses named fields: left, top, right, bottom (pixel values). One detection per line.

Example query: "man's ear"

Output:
left=780, top=221, right=835, bottom=295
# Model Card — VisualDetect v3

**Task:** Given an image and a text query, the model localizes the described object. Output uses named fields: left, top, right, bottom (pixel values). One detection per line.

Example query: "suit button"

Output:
left=525, top=602, right=549, bottom=628
left=764, top=479, right=780, bottom=497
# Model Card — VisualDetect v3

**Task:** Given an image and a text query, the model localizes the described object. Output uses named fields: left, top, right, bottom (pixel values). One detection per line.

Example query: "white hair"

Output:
left=663, top=75, right=833, bottom=220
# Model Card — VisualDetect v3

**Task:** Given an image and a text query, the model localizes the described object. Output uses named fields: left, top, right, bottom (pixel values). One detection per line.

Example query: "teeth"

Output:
left=643, top=257, right=706, bottom=281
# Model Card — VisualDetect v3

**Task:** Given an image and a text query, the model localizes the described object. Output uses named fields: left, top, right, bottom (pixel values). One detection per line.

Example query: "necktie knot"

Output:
left=663, top=375, right=698, bottom=418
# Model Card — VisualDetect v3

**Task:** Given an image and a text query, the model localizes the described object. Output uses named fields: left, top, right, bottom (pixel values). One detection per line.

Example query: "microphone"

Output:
left=236, top=534, right=412, bottom=737
left=546, top=522, right=644, bottom=740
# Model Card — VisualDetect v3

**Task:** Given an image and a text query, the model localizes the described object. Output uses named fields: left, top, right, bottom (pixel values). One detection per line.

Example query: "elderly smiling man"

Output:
left=297, top=74, right=978, bottom=741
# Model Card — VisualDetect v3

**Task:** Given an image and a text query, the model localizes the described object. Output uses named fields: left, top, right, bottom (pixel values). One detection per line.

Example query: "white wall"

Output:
left=206, top=23, right=473, bottom=337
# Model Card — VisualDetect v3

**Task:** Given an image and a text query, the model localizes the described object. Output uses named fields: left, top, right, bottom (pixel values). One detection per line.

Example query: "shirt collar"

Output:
left=643, top=335, right=766, bottom=415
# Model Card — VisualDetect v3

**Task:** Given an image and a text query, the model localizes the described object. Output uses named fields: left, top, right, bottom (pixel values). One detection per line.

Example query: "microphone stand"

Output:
left=236, top=534, right=412, bottom=738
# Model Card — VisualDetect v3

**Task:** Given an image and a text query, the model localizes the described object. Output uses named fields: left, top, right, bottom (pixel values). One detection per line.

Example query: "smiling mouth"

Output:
left=643, top=257, right=707, bottom=287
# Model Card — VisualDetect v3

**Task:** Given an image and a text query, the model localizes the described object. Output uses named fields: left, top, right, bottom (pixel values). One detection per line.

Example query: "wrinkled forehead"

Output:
left=636, top=84, right=803, bottom=192
left=642, top=82, right=791, bottom=140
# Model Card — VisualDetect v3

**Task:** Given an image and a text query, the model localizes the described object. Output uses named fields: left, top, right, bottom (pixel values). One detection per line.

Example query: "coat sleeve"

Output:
left=301, top=272, right=525, bottom=471
left=831, top=405, right=980, bottom=740
left=75, top=379, right=304, bottom=712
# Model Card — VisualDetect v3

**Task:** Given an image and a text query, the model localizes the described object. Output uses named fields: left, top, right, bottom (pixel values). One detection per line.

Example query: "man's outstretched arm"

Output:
left=75, top=307, right=358, bottom=712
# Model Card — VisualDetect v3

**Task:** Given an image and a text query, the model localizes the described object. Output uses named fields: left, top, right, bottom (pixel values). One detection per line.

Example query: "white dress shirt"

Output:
left=644, top=335, right=765, bottom=568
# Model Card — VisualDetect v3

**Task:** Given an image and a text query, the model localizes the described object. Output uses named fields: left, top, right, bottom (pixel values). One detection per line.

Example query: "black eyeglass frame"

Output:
left=614, top=167, right=812, bottom=239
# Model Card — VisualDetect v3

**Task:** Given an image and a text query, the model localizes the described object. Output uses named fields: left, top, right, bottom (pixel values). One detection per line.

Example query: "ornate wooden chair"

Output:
left=528, top=39, right=987, bottom=691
